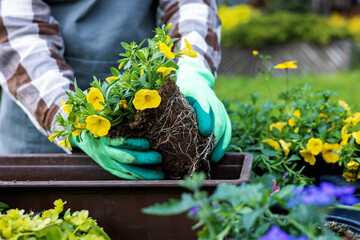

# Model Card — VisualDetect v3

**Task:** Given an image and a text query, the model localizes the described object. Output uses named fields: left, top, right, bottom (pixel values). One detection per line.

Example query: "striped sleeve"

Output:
left=158, top=0, right=222, bottom=76
left=0, top=0, right=74, bottom=136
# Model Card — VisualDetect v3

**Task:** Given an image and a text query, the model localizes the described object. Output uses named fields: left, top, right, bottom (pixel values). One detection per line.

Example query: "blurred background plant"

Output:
left=143, top=173, right=360, bottom=240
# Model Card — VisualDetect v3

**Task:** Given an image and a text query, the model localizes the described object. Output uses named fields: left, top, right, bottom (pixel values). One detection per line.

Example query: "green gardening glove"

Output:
left=176, top=59, right=232, bottom=163
left=70, top=131, right=164, bottom=180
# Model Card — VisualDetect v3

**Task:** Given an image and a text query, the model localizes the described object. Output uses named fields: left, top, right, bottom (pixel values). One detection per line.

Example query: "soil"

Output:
left=108, top=79, right=215, bottom=179
left=325, top=221, right=360, bottom=240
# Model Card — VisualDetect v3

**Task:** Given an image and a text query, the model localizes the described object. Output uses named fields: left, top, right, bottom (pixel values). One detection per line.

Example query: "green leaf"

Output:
left=150, top=52, right=164, bottom=61
left=0, top=202, right=9, bottom=212
left=45, top=226, right=63, bottom=240
left=163, top=60, right=179, bottom=70
left=142, top=193, right=196, bottom=215
left=121, top=42, right=130, bottom=50
left=110, top=67, right=120, bottom=77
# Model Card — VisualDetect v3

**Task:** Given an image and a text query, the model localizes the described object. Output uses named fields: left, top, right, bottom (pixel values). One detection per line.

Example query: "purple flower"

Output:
left=259, top=226, right=308, bottom=240
left=188, top=207, right=198, bottom=216
left=287, top=182, right=358, bottom=207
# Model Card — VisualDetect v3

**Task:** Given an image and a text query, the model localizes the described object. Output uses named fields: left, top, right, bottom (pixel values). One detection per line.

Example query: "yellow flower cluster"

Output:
left=218, top=4, right=259, bottom=32
left=328, top=12, right=360, bottom=40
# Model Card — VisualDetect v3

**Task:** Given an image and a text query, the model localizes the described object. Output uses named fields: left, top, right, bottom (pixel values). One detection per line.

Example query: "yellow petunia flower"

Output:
left=157, top=66, right=176, bottom=77
left=279, top=139, right=291, bottom=156
left=288, top=109, right=301, bottom=127
left=159, top=41, right=175, bottom=59
left=85, top=115, right=111, bottom=138
left=118, top=100, right=128, bottom=109
left=338, top=100, right=350, bottom=111
left=299, top=149, right=316, bottom=165
left=106, top=76, right=118, bottom=83
left=48, top=132, right=61, bottom=143
left=306, top=138, right=323, bottom=155
left=352, top=131, right=360, bottom=145
left=274, top=60, right=298, bottom=69
left=322, top=142, right=341, bottom=163
left=341, top=131, right=352, bottom=146
left=86, top=87, right=105, bottom=111
left=269, top=122, right=287, bottom=133
left=262, top=139, right=280, bottom=150
left=347, top=159, right=360, bottom=170
left=133, top=89, right=161, bottom=110
left=252, top=50, right=259, bottom=56
left=61, top=100, right=72, bottom=115
left=318, top=113, right=329, bottom=121
left=179, top=38, right=198, bottom=58
left=343, top=171, right=358, bottom=182
left=57, top=135, right=72, bottom=151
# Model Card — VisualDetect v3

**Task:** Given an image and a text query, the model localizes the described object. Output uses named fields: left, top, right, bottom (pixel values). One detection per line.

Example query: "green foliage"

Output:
left=222, top=11, right=350, bottom=48
left=266, top=0, right=311, bottom=13
left=227, top=84, right=353, bottom=185
left=143, top=173, right=339, bottom=240
left=0, top=199, right=110, bottom=240
left=51, top=24, right=192, bottom=146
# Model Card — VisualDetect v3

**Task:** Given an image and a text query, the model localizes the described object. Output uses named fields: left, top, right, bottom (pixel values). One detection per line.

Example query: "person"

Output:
left=0, top=0, right=231, bottom=179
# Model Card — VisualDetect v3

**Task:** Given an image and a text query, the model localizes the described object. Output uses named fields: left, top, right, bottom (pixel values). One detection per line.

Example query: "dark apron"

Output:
left=0, top=0, right=157, bottom=153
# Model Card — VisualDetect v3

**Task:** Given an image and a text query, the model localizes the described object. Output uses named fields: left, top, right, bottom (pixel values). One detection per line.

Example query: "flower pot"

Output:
left=0, top=152, right=252, bottom=239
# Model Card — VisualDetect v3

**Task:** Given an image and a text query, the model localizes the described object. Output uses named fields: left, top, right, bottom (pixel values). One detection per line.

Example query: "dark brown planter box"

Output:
left=0, top=152, right=252, bottom=239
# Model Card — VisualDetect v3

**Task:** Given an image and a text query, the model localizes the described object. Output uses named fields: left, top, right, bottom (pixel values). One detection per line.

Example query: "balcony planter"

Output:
left=0, top=152, right=252, bottom=239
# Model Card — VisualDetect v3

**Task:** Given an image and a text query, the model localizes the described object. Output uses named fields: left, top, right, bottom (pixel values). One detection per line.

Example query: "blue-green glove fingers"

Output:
left=104, top=137, right=150, bottom=151
left=120, top=149, right=162, bottom=165
left=116, top=162, right=165, bottom=180
left=210, top=114, right=232, bottom=163
left=186, top=96, right=213, bottom=137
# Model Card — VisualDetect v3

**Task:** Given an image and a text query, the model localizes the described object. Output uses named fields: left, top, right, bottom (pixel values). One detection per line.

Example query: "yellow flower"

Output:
left=72, top=117, right=86, bottom=137
left=299, top=149, right=316, bottom=165
left=157, top=66, right=176, bottom=77
left=347, top=159, right=360, bottom=170
left=179, top=38, right=198, bottom=58
left=262, top=139, right=280, bottom=150
left=85, top=115, right=111, bottom=138
left=352, top=131, right=360, bottom=145
left=288, top=109, right=301, bottom=127
left=294, top=127, right=300, bottom=133
left=106, top=76, right=118, bottom=83
left=133, top=89, right=161, bottom=110
left=118, top=61, right=125, bottom=70
left=166, top=23, right=173, bottom=31
left=306, top=138, right=323, bottom=155
left=48, top=132, right=61, bottom=142
left=343, top=171, right=358, bottom=182
left=318, top=113, right=329, bottom=121
left=269, top=122, right=287, bottom=133
left=338, top=100, right=350, bottom=111
left=61, top=100, right=72, bottom=115
left=274, top=60, right=298, bottom=69
left=86, top=87, right=105, bottom=111
left=279, top=139, right=291, bottom=156
left=252, top=50, right=259, bottom=56
left=118, top=100, right=128, bottom=109
left=159, top=41, right=175, bottom=59
left=322, top=142, right=341, bottom=163
left=166, top=35, right=174, bottom=49
left=58, top=136, right=72, bottom=151
left=341, top=133, right=351, bottom=146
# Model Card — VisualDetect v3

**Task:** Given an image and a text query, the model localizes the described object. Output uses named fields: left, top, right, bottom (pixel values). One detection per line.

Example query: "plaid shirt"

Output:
left=0, top=0, right=221, bottom=138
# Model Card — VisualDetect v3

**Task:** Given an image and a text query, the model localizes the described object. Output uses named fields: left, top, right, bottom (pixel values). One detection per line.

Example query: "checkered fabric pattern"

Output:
left=0, top=0, right=221, bottom=138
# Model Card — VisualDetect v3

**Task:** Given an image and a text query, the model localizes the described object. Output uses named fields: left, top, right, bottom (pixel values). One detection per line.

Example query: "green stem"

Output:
left=286, top=68, right=289, bottom=92
left=288, top=218, right=316, bottom=240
